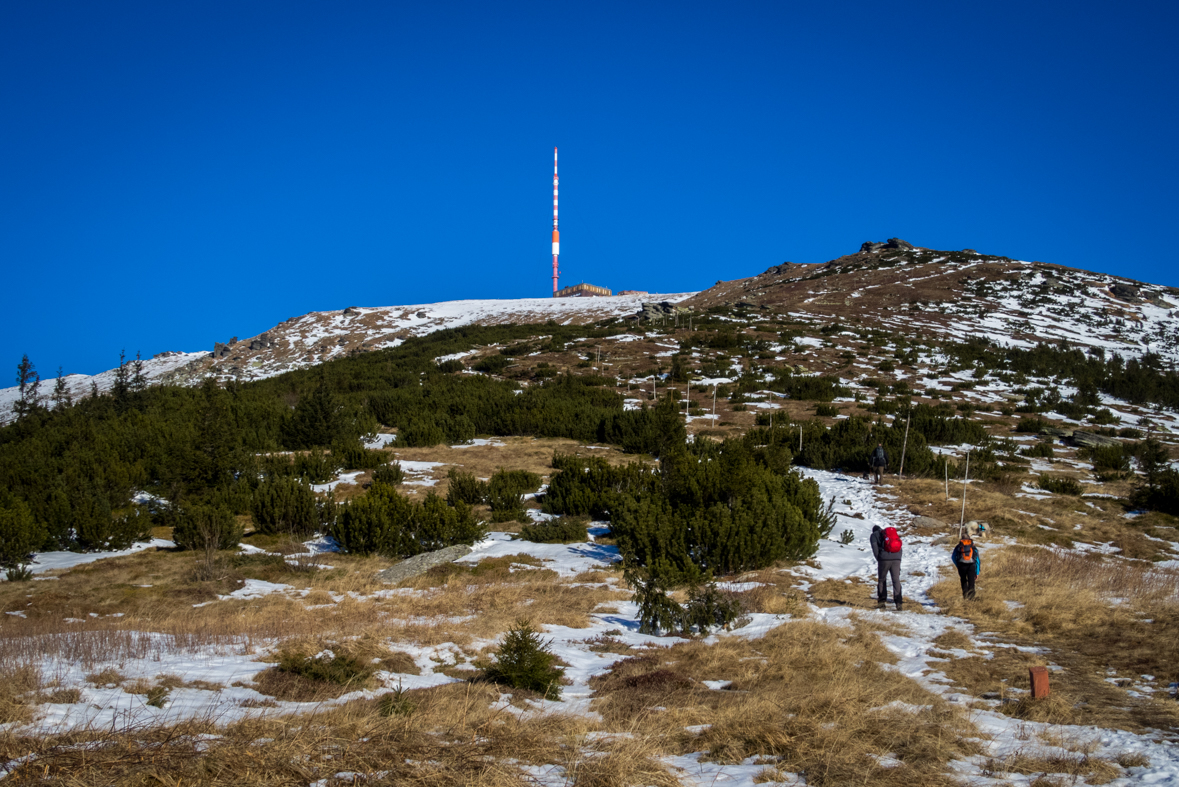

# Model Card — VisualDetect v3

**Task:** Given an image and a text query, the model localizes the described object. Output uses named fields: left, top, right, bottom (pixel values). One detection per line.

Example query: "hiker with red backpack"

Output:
left=951, top=537, right=981, bottom=600
left=870, top=524, right=903, bottom=610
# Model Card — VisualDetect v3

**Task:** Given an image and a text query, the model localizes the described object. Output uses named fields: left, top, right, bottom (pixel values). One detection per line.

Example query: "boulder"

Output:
left=376, top=544, right=473, bottom=584
left=212, top=342, right=232, bottom=358
left=343, top=306, right=362, bottom=316
left=910, top=515, right=949, bottom=531
left=1071, top=431, right=1121, bottom=449
left=248, top=333, right=271, bottom=351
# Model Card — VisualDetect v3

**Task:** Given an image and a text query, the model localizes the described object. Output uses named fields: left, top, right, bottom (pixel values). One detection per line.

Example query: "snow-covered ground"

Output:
left=7, top=469, right=1179, bottom=784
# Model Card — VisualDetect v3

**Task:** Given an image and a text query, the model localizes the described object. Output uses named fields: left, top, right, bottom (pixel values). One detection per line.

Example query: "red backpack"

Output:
left=882, top=527, right=902, bottom=553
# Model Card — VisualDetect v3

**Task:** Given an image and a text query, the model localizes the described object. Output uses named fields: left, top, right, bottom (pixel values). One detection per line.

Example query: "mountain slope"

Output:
left=687, top=240, right=1178, bottom=363
left=0, top=292, right=693, bottom=423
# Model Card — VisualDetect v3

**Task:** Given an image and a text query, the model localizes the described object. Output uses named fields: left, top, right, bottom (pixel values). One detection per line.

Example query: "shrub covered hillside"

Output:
left=545, top=437, right=833, bottom=584
left=0, top=322, right=683, bottom=557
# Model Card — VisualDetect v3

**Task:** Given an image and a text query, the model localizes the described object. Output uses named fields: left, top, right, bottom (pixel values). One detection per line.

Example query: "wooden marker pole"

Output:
left=712, top=385, right=717, bottom=420
left=945, top=458, right=949, bottom=501
left=899, top=411, right=911, bottom=479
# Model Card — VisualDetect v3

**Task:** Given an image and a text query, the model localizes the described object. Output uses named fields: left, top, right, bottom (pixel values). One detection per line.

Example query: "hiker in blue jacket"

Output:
left=951, top=537, right=981, bottom=600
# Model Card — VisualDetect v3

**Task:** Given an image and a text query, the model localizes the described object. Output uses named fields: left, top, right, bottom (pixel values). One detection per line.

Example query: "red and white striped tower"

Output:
left=551, top=147, right=560, bottom=297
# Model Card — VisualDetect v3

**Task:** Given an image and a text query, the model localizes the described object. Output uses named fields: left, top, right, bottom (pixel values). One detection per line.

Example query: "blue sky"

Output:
left=2, top=1, right=1176, bottom=377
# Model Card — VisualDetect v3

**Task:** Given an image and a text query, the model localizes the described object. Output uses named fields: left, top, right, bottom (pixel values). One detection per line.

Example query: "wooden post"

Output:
left=712, top=385, right=717, bottom=420
left=799, top=425, right=803, bottom=453
left=944, top=458, right=949, bottom=502
left=898, top=410, right=911, bottom=479
left=1029, top=666, right=1050, bottom=699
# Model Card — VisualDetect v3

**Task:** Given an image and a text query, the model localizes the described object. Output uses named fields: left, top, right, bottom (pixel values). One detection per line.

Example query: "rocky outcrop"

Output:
left=638, top=302, right=677, bottom=322
left=1071, top=431, right=1121, bottom=448
left=859, top=238, right=915, bottom=254
left=212, top=342, right=232, bottom=358
left=248, top=333, right=272, bottom=351
left=375, top=544, right=473, bottom=584
left=1110, top=282, right=1141, bottom=301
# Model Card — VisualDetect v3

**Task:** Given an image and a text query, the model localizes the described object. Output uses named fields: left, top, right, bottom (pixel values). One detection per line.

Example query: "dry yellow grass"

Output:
left=928, top=547, right=1179, bottom=732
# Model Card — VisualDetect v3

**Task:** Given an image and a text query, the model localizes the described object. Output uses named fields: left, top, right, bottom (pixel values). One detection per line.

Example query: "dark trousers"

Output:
left=872, top=466, right=884, bottom=484
left=956, top=562, right=977, bottom=599
left=876, top=560, right=901, bottom=603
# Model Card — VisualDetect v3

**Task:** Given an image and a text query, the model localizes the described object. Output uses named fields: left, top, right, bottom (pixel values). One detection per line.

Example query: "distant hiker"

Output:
left=870, top=443, right=889, bottom=484
left=870, top=524, right=903, bottom=610
left=951, top=537, right=981, bottom=600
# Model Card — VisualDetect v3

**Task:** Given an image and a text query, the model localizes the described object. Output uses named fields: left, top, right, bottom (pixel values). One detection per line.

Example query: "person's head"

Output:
left=877, top=443, right=883, bottom=448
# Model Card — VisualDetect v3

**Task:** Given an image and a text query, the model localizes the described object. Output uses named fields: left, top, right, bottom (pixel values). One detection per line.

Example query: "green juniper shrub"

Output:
left=446, top=468, right=488, bottom=506
left=436, top=359, right=464, bottom=374
left=629, top=573, right=686, bottom=636
left=252, top=476, right=319, bottom=537
left=0, top=493, right=43, bottom=576
left=399, top=416, right=447, bottom=448
left=1090, top=408, right=1119, bottom=425
left=815, top=403, right=841, bottom=417
left=1129, top=439, right=1179, bottom=516
left=681, top=583, right=746, bottom=635
left=483, top=620, right=565, bottom=700
left=371, top=461, right=405, bottom=487
left=516, top=517, right=588, bottom=544
left=1015, top=416, right=1049, bottom=433
left=473, top=355, right=510, bottom=375
left=332, top=440, right=387, bottom=470
left=333, top=487, right=483, bottom=558
left=378, top=685, right=416, bottom=717
left=1088, top=444, right=1130, bottom=475
left=171, top=504, right=243, bottom=551
left=1020, top=442, right=1055, bottom=459
left=293, top=451, right=340, bottom=485
left=1038, top=475, right=1083, bottom=496
left=278, top=649, right=375, bottom=687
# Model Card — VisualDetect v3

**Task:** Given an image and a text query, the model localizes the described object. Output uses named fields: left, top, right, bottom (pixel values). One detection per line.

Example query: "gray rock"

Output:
left=1072, top=431, right=1121, bottom=448
left=1040, top=427, right=1074, bottom=439
left=376, top=544, right=473, bottom=584
left=248, top=333, right=271, bottom=351
left=910, top=515, right=949, bottom=530
left=343, top=306, right=362, bottom=316
left=213, top=342, right=233, bottom=358
left=1110, top=282, right=1141, bottom=301
left=859, top=238, right=915, bottom=254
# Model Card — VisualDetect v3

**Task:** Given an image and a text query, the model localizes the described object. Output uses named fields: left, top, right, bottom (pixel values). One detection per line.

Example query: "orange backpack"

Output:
left=958, top=538, right=974, bottom=562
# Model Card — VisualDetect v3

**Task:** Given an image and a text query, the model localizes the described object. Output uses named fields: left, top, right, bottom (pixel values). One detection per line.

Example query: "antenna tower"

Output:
left=551, top=147, right=559, bottom=297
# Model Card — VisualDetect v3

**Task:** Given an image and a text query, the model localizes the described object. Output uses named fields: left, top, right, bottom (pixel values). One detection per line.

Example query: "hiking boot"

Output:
left=895, top=602, right=903, bottom=611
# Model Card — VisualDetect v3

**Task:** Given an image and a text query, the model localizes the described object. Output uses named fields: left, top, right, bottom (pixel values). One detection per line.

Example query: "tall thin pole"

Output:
left=899, top=411, right=911, bottom=479
left=945, top=458, right=949, bottom=502
left=551, top=147, right=560, bottom=297
left=959, top=449, right=971, bottom=537
left=712, top=385, right=717, bottom=420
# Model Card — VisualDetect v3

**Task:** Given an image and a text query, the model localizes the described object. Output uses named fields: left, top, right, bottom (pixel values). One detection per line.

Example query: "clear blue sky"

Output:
left=3, top=1, right=1176, bottom=377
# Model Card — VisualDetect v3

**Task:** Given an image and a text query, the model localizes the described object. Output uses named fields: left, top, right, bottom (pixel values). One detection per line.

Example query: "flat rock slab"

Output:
left=376, top=544, right=473, bottom=584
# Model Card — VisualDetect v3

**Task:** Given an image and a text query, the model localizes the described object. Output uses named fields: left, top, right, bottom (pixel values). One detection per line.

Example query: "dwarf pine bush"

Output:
left=517, top=518, right=587, bottom=544
left=484, top=620, right=565, bottom=699
left=333, top=487, right=483, bottom=558
left=1038, top=475, right=1083, bottom=496
left=252, top=476, right=318, bottom=536
left=371, top=461, right=404, bottom=486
